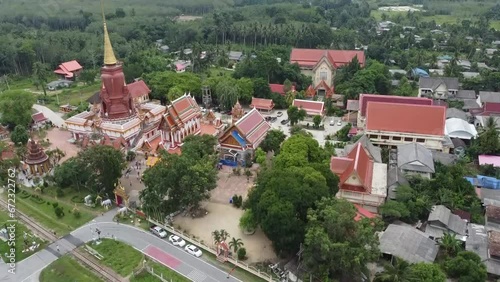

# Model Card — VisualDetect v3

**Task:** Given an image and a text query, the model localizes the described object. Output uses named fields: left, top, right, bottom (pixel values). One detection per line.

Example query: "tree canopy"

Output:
left=0, top=90, right=35, bottom=127
left=140, top=135, right=218, bottom=219
left=303, top=197, right=382, bottom=280
left=259, top=129, right=286, bottom=153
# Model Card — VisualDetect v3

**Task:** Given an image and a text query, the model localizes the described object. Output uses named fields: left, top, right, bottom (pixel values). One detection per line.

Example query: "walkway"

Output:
left=33, top=104, right=65, bottom=127
left=0, top=209, right=242, bottom=282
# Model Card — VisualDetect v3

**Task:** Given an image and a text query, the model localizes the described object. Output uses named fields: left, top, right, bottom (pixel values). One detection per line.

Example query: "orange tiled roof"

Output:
left=250, top=97, right=274, bottom=110
left=127, top=80, right=151, bottom=99
left=366, top=102, right=446, bottom=136
left=330, top=143, right=373, bottom=193
left=290, top=48, right=365, bottom=68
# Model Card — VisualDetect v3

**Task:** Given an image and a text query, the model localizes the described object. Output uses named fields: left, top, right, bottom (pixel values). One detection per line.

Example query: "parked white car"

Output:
left=337, top=120, right=342, bottom=126
left=184, top=244, right=203, bottom=257
left=150, top=225, right=167, bottom=238
left=168, top=235, right=186, bottom=247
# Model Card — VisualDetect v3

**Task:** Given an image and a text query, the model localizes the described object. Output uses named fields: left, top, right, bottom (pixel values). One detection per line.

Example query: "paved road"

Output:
left=0, top=209, right=241, bottom=282
left=32, top=104, right=66, bottom=127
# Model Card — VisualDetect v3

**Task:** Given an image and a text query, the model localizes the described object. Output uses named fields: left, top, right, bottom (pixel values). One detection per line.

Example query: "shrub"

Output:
left=43, top=182, right=48, bottom=188
left=71, top=196, right=84, bottom=203
left=73, top=210, right=81, bottom=219
left=29, top=195, right=45, bottom=204
left=232, top=195, right=243, bottom=208
left=237, top=247, right=246, bottom=260
left=232, top=167, right=241, bottom=176
left=52, top=202, right=59, bottom=209
left=54, top=206, right=65, bottom=218
left=56, top=188, right=64, bottom=197
left=126, top=150, right=136, bottom=161
left=19, top=190, right=31, bottom=199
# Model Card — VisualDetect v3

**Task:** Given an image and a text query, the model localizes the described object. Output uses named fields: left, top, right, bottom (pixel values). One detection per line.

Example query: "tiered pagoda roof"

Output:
left=25, top=139, right=49, bottom=165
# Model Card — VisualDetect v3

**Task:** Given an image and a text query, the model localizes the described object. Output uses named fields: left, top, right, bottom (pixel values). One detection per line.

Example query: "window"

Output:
left=381, top=135, right=390, bottom=140
left=404, top=137, right=413, bottom=142
left=416, top=138, right=425, bottom=143
left=319, top=71, right=327, bottom=81
left=392, top=136, right=401, bottom=141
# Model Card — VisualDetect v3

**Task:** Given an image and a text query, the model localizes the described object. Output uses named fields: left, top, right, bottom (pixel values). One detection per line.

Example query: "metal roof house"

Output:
left=425, top=205, right=468, bottom=241
left=397, top=143, right=435, bottom=179
left=379, top=224, right=439, bottom=263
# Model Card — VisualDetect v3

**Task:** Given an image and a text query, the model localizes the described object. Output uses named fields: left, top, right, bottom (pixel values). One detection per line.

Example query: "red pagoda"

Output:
left=25, top=139, right=51, bottom=175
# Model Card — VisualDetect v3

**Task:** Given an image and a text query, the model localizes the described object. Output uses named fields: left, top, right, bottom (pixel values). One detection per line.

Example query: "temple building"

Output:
left=65, top=9, right=165, bottom=150
left=24, top=139, right=51, bottom=175
left=219, top=108, right=271, bottom=166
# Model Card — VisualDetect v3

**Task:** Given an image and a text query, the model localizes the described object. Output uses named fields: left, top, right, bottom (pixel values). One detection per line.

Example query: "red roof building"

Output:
left=290, top=49, right=366, bottom=68
left=31, top=112, right=48, bottom=129
left=330, top=142, right=387, bottom=212
left=54, top=60, right=83, bottom=80
left=471, top=102, right=500, bottom=117
left=357, top=94, right=433, bottom=127
left=365, top=102, right=448, bottom=152
left=159, top=94, right=202, bottom=150
left=250, top=97, right=274, bottom=112
left=127, top=80, right=151, bottom=103
left=219, top=108, right=271, bottom=164
left=269, top=83, right=295, bottom=96
left=354, top=204, right=377, bottom=221
left=292, top=99, right=325, bottom=118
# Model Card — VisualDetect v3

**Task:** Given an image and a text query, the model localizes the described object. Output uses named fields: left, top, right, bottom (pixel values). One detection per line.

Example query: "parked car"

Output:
left=281, top=119, right=289, bottom=125
left=265, top=116, right=272, bottom=121
left=277, top=112, right=283, bottom=117
left=150, top=225, right=167, bottom=238
left=271, top=117, right=278, bottom=122
left=337, top=120, right=342, bottom=126
left=184, top=244, right=203, bottom=257
left=329, top=119, right=335, bottom=126
left=168, top=235, right=186, bottom=247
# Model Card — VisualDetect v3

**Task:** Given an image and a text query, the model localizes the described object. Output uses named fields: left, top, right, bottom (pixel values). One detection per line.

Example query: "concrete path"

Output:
left=0, top=209, right=242, bottom=282
left=32, top=104, right=65, bottom=127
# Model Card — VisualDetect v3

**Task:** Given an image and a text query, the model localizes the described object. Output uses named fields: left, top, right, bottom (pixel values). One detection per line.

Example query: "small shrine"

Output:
left=113, top=183, right=129, bottom=207
left=216, top=241, right=230, bottom=263
left=24, top=139, right=51, bottom=175
left=231, top=100, right=244, bottom=124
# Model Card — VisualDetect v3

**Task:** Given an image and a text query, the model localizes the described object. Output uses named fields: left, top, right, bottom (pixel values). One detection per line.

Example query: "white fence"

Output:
left=146, top=217, right=279, bottom=281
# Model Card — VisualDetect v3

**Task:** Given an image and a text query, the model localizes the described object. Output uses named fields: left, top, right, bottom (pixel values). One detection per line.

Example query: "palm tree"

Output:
left=374, top=257, right=412, bottom=282
left=228, top=237, right=244, bottom=253
left=219, top=229, right=230, bottom=241
left=211, top=230, right=221, bottom=244
left=439, top=233, right=462, bottom=257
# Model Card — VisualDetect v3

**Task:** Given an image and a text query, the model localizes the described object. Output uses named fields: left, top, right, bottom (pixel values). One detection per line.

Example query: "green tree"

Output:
left=259, top=129, right=286, bottom=153
left=239, top=209, right=258, bottom=232
left=395, top=77, right=415, bottom=97
left=312, top=115, right=322, bottom=128
left=252, top=77, right=271, bottom=99
left=439, top=233, right=463, bottom=257
left=236, top=78, right=254, bottom=104
left=228, top=237, right=244, bottom=253
left=335, top=123, right=352, bottom=142
left=283, top=79, right=292, bottom=93
left=379, top=200, right=411, bottom=223
left=32, top=61, right=50, bottom=96
left=374, top=257, right=412, bottom=282
left=407, top=263, right=446, bottom=282
left=216, top=78, right=240, bottom=110
left=476, top=116, right=499, bottom=155
left=444, top=251, right=487, bottom=282
left=0, top=90, right=35, bottom=127
left=78, top=145, right=126, bottom=195
left=10, top=125, right=29, bottom=146
left=141, top=135, right=218, bottom=219
left=79, top=69, right=97, bottom=85
left=167, top=86, right=184, bottom=102
left=287, top=106, right=306, bottom=126
left=303, top=197, right=382, bottom=280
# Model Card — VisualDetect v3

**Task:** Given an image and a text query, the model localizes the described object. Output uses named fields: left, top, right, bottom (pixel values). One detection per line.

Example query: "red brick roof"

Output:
left=330, top=143, right=373, bottom=193
left=127, top=80, right=151, bottom=99
left=305, top=85, right=316, bottom=98
left=292, top=99, right=324, bottom=116
left=359, top=94, right=433, bottom=117
left=250, top=97, right=274, bottom=110
left=290, top=48, right=365, bottom=68
left=270, top=83, right=295, bottom=95
left=54, top=60, right=82, bottom=78
left=366, top=102, right=446, bottom=136
left=164, top=94, right=202, bottom=127
left=354, top=204, right=377, bottom=221
left=32, top=112, right=47, bottom=123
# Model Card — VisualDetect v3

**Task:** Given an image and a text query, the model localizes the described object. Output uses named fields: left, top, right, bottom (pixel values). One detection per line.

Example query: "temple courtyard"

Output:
left=173, top=166, right=277, bottom=263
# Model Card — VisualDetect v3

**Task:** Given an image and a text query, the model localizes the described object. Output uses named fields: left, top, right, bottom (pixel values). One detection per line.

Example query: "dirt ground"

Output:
left=44, top=128, right=80, bottom=163
left=174, top=166, right=277, bottom=264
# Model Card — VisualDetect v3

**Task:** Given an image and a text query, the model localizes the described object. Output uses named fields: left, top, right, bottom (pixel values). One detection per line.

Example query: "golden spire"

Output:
left=101, top=0, right=117, bottom=65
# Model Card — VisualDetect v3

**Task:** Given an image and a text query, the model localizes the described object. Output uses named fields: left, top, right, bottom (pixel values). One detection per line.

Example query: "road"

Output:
left=32, top=104, right=66, bottom=127
left=0, top=209, right=242, bottom=282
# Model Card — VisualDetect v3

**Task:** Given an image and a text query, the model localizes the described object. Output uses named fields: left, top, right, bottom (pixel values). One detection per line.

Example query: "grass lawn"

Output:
left=90, top=239, right=143, bottom=277
left=40, top=186, right=107, bottom=215
left=202, top=252, right=266, bottom=282
left=130, top=261, right=190, bottom=282
left=10, top=190, right=95, bottom=235
left=0, top=211, right=46, bottom=263
left=39, top=255, right=103, bottom=282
